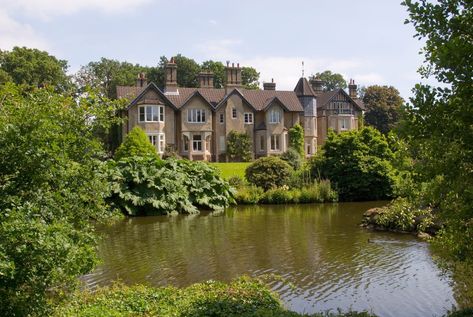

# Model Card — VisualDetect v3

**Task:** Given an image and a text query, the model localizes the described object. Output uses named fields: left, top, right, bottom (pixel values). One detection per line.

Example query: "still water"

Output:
left=84, top=202, right=460, bottom=317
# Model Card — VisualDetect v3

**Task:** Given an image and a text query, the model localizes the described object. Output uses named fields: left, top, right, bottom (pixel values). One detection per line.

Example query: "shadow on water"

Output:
left=83, top=202, right=469, bottom=317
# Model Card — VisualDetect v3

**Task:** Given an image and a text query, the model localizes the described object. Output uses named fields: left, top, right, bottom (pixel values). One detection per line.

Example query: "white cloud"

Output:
left=195, top=39, right=243, bottom=60
left=0, top=0, right=152, bottom=20
left=0, top=9, right=49, bottom=50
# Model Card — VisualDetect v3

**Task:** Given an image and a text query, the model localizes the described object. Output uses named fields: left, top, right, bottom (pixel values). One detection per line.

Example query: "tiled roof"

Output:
left=294, top=77, right=316, bottom=97
left=116, top=86, right=146, bottom=99
left=118, top=84, right=304, bottom=112
left=316, top=90, right=339, bottom=108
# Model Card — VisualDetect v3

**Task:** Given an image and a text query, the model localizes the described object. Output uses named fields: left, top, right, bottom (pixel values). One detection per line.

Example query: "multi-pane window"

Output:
left=269, top=109, right=280, bottom=123
left=139, top=105, right=164, bottom=122
left=339, top=118, right=349, bottom=130
left=192, top=135, right=202, bottom=151
left=219, top=136, right=226, bottom=151
left=147, top=133, right=165, bottom=153
left=187, top=109, right=206, bottom=123
left=244, top=113, right=253, bottom=124
left=219, top=113, right=224, bottom=124
left=232, top=107, right=237, bottom=119
left=270, top=134, right=280, bottom=151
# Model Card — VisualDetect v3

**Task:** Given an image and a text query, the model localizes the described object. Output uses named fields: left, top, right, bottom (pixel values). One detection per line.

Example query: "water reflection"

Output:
left=84, top=202, right=461, bottom=317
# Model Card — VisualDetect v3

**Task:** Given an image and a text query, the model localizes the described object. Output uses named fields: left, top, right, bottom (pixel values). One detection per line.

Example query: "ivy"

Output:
left=226, top=130, right=252, bottom=162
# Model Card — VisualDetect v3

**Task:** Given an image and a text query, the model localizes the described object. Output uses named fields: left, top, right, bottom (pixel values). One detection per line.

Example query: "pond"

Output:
left=83, top=202, right=462, bottom=317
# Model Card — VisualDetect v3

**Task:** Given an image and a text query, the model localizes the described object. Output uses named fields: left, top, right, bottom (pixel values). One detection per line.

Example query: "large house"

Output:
left=117, top=59, right=365, bottom=161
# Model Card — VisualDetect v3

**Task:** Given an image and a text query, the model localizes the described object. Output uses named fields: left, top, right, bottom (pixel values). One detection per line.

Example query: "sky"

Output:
left=0, top=0, right=429, bottom=99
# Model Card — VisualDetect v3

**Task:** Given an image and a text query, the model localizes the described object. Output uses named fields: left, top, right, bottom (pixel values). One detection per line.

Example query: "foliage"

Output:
left=55, top=277, right=381, bottom=317
left=0, top=84, right=121, bottom=316
left=107, top=157, right=235, bottom=216
left=0, top=46, right=70, bottom=90
left=75, top=57, right=148, bottom=98
left=281, top=148, right=303, bottom=170
left=235, top=185, right=265, bottom=204
left=363, top=85, right=404, bottom=134
left=400, top=0, right=473, bottom=262
left=242, top=66, right=260, bottom=90
left=245, top=157, right=292, bottom=191
left=364, top=198, right=435, bottom=233
left=288, top=123, right=305, bottom=157
left=201, top=60, right=225, bottom=88
left=228, top=175, right=246, bottom=188
left=310, top=70, right=347, bottom=91
left=226, top=130, right=253, bottom=162
left=114, top=126, right=159, bottom=161
left=310, top=127, right=397, bottom=201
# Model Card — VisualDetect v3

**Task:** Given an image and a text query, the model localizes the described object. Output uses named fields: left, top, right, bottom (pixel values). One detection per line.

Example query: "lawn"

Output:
left=209, top=162, right=251, bottom=179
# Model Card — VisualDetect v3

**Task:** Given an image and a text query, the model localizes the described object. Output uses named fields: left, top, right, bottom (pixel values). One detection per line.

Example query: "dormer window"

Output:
left=139, top=105, right=164, bottom=122
left=269, top=109, right=281, bottom=124
left=187, top=109, right=206, bottom=123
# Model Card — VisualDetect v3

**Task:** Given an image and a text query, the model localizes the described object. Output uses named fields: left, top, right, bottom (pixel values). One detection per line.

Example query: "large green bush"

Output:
left=245, top=157, right=292, bottom=191
left=288, top=123, right=304, bottom=156
left=226, top=130, right=253, bottom=162
left=311, top=127, right=397, bottom=201
left=114, top=126, right=159, bottom=161
left=107, top=157, right=235, bottom=215
left=0, top=84, right=121, bottom=316
left=280, top=147, right=302, bottom=170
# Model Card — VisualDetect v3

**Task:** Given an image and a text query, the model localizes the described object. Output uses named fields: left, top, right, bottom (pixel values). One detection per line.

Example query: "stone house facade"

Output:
left=117, top=59, right=365, bottom=161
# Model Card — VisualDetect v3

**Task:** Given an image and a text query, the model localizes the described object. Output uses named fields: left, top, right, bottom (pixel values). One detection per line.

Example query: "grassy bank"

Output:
left=55, top=277, right=375, bottom=317
left=209, top=162, right=251, bottom=179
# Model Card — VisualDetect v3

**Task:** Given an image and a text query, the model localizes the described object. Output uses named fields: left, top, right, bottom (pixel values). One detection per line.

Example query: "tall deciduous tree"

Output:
left=363, top=85, right=404, bottom=134
left=0, top=47, right=70, bottom=90
left=201, top=60, right=225, bottom=88
left=75, top=58, right=149, bottom=98
left=242, top=67, right=260, bottom=90
left=0, top=84, right=122, bottom=316
left=401, top=0, right=473, bottom=262
left=311, top=70, right=347, bottom=91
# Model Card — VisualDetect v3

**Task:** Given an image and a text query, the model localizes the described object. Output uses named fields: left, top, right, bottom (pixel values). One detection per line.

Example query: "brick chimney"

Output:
left=197, top=71, right=214, bottom=88
left=225, top=61, right=242, bottom=92
left=309, top=76, right=324, bottom=95
left=164, top=57, right=178, bottom=94
left=348, top=79, right=357, bottom=99
left=136, top=72, right=148, bottom=87
left=263, top=78, right=276, bottom=91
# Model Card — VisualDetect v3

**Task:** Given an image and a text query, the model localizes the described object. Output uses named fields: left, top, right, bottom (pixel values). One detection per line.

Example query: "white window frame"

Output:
left=192, top=134, right=203, bottom=152
left=269, top=109, right=280, bottom=124
left=340, top=118, right=349, bottom=131
left=147, top=133, right=165, bottom=153
left=244, top=112, right=253, bottom=124
left=139, top=105, right=164, bottom=123
left=187, top=109, right=206, bottom=123
left=270, top=134, right=280, bottom=151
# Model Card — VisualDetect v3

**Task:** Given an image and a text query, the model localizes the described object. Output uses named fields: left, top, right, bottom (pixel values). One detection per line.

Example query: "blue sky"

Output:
left=0, top=0, right=428, bottom=99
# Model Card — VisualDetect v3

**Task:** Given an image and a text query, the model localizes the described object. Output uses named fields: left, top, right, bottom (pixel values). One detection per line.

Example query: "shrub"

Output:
left=288, top=123, right=304, bottom=156
left=280, top=148, right=303, bottom=170
left=261, top=187, right=293, bottom=204
left=245, top=157, right=292, bottom=191
left=107, top=157, right=235, bottom=216
left=54, top=277, right=281, bottom=317
left=310, top=127, right=396, bottom=201
left=235, top=185, right=264, bottom=204
left=228, top=175, right=245, bottom=188
left=114, top=126, right=159, bottom=161
left=226, top=130, right=253, bottom=162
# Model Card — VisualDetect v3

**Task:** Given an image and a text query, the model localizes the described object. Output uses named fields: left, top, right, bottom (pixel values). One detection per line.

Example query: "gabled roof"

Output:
left=126, top=83, right=177, bottom=110
left=179, top=90, right=215, bottom=109
left=316, top=88, right=365, bottom=111
left=293, top=77, right=316, bottom=97
left=117, top=84, right=304, bottom=112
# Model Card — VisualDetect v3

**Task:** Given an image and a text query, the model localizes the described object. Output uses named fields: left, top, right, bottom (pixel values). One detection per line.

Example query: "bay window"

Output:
left=139, top=105, right=164, bottom=122
left=187, top=109, right=206, bottom=123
